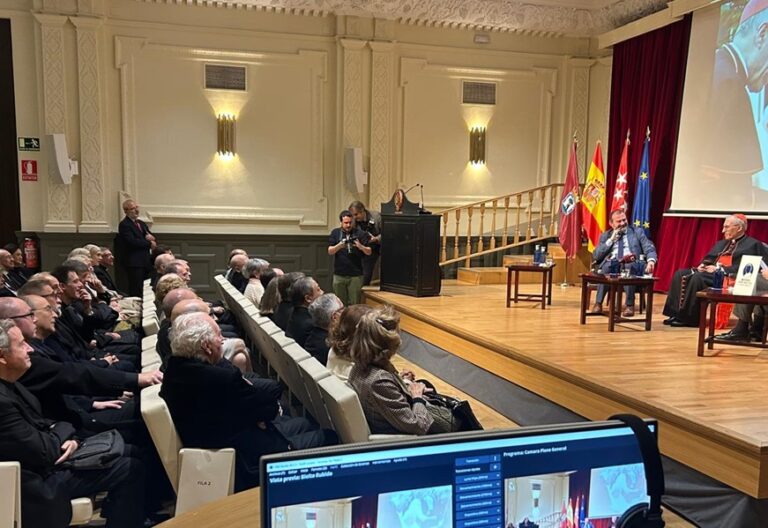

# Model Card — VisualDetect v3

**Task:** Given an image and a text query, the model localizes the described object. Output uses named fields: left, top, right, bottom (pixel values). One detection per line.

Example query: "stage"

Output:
left=365, top=280, right=768, bottom=499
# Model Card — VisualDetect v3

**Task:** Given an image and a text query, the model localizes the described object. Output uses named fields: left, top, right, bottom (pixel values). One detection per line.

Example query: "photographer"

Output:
left=349, top=201, right=382, bottom=286
left=328, top=210, right=371, bottom=305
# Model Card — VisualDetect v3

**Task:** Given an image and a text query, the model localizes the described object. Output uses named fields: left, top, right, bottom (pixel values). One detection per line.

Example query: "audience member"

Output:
left=326, top=304, right=374, bottom=381
left=305, top=293, right=343, bottom=365
left=273, top=272, right=305, bottom=331
left=286, top=276, right=323, bottom=346
left=165, top=259, right=191, bottom=284
left=155, top=273, right=186, bottom=307
left=1, top=248, right=27, bottom=291
left=0, top=319, right=148, bottom=528
left=94, top=246, right=120, bottom=294
left=225, top=253, right=250, bottom=294
left=3, top=243, right=32, bottom=281
left=243, top=258, right=270, bottom=306
left=328, top=210, right=371, bottom=305
left=259, top=276, right=281, bottom=319
left=117, top=199, right=155, bottom=297
left=160, top=312, right=337, bottom=491
left=349, top=200, right=382, bottom=286
left=150, top=252, right=175, bottom=289
left=348, top=307, right=460, bottom=435
left=663, top=214, right=768, bottom=327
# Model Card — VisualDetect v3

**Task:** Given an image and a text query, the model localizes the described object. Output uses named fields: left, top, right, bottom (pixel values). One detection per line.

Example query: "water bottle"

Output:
left=533, top=245, right=541, bottom=265
left=540, top=244, right=548, bottom=265
left=634, top=255, right=646, bottom=276
left=712, top=263, right=725, bottom=290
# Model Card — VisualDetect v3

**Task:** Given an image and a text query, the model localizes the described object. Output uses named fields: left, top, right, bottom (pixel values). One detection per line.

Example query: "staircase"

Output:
left=438, top=184, right=590, bottom=285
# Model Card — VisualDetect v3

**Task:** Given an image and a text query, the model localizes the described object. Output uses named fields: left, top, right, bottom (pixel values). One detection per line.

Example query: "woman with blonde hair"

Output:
left=348, top=307, right=458, bottom=435
left=326, top=304, right=373, bottom=380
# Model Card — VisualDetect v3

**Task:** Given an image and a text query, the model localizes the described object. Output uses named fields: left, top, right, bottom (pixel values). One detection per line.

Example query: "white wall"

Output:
left=7, top=0, right=611, bottom=236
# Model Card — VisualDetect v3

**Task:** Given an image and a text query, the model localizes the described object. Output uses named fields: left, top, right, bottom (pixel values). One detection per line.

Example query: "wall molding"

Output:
left=114, top=36, right=329, bottom=227
left=35, top=13, right=76, bottom=232
left=72, top=15, right=110, bottom=232
left=369, top=40, right=394, bottom=210
left=399, top=57, right=558, bottom=202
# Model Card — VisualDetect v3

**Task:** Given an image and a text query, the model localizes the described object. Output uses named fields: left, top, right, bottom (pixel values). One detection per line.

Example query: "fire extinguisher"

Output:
left=23, top=236, right=40, bottom=271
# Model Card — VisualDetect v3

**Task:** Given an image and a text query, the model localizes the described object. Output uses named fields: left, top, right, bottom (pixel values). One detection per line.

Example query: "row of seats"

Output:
left=0, top=279, right=162, bottom=527
left=138, top=279, right=237, bottom=517
left=213, top=275, right=412, bottom=444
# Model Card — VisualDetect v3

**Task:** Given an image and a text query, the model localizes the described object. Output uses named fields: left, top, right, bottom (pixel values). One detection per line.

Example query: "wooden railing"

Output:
left=439, top=183, right=565, bottom=267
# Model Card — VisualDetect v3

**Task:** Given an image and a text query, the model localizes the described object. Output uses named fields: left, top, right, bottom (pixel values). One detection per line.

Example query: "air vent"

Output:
left=205, top=64, right=247, bottom=91
left=462, top=81, right=496, bottom=105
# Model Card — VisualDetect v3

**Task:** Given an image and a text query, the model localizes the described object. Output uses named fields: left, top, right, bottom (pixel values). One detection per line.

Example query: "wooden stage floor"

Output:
left=365, top=280, right=768, bottom=499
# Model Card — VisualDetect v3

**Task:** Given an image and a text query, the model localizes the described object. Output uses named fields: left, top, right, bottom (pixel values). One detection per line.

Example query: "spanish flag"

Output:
left=581, top=141, right=607, bottom=252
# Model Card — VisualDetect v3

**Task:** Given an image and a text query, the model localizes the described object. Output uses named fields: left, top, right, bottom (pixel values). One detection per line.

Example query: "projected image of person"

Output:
left=377, top=486, right=452, bottom=528
left=703, top=0, right=768, bottom=206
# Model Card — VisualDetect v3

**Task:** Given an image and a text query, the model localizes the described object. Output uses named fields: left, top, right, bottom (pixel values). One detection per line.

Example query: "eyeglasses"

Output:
left=9, top=312, right=34, bottom=320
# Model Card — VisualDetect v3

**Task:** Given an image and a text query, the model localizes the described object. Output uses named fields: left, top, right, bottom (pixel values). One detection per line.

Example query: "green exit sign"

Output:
left=18, top=137, right=40, bottom=151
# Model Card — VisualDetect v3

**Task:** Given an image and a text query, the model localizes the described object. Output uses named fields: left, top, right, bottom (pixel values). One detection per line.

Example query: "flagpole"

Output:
left=561, top=131, right=578, bottom=289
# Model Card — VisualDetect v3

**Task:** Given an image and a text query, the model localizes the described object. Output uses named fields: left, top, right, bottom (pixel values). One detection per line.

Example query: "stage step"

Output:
left=456, top=267, right=506, bottom=285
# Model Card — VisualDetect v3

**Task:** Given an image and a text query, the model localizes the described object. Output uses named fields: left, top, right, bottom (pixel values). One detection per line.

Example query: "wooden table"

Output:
left=696, top=289, right=768, bottom=357
left=579, top=273, right=657, bottom=331
left=157, top=488, right=260, bottom=527
left=506, top=263, right=555, bottom=309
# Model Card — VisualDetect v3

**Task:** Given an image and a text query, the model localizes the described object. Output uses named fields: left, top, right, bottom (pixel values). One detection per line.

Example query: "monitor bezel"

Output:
left=259, top=418, right=658, bottom=528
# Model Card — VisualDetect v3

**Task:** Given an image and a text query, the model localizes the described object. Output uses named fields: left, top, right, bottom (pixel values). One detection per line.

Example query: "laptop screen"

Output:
left=261, top=420, right=655, bottom=528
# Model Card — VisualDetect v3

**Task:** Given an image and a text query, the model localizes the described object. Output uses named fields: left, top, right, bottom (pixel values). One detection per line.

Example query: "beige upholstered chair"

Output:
left=0, top=461, right=93, bottom=527
left=140, top=385, right=236, bottom=515
left=317, top=375, right=414, bottom=444
left=295, top=357, right=334, bottom=430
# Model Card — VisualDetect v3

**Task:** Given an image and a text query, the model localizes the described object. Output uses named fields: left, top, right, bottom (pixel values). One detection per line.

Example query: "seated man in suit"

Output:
left=305, top=293, right=343, bottom=365
left=663, top=214, right=768, bottom=327
left=0, top=248, right=27, bottom=291
left=286, top=276, right=324, bottom=347
left=720, top=267, right=768, bottom=341
left=0, top=319, right=148, bottom=528
left=224, top=251, right=249, bottom=294
left=591, top=209, right=657, bottom=317
left=160, top=312, right=337, bottom=491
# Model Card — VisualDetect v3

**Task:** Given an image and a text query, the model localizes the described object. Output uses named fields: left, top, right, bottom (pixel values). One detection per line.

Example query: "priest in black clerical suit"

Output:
left=663, top=214, right=768, bottom=327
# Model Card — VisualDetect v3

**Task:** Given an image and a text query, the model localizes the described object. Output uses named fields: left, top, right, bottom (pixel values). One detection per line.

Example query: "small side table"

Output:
left=579, top=273, right=657, bottom=331
left=506, top=263, right=555, bottom=310
left=696, top=289, right=768, bottom=357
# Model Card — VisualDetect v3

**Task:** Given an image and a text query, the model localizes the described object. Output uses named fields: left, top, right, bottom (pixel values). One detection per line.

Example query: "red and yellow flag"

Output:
left=581, top=141, right=607, bottom=252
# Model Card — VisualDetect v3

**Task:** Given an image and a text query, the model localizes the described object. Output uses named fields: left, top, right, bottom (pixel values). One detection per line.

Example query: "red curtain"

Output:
left=607, top=14, right=768, bottom=290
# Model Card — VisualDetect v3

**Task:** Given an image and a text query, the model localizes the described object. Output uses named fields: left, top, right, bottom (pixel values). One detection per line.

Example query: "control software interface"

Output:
left=262, top=421, right=652, bottom=528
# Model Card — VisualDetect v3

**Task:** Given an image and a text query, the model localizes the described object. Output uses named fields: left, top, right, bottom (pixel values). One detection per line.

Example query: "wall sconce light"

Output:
left=469, top=126, right=486, bottom=165
left=217, top=113, right=236, bottom=157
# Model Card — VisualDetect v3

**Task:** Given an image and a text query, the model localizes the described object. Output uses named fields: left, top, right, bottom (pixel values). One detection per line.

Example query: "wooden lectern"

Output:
left=379, top=189, right=441, bottom=297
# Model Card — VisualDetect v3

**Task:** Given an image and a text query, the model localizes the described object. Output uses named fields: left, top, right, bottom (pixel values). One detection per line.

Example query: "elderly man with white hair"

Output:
left=663, top=213, right=768, bottom=327
left=160, top=312, right=337, bottom=491
left=0, top=248, right=27, bottom=291
left=225, top=252, right=250, bottom=293
left=305, top=293, right=343, bottom=364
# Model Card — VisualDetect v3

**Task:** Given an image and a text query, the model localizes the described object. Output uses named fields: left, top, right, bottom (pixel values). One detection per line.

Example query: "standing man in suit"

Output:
left=591, top=209, right=658, bottom=317
left=117, top=200, right=156, bottom=297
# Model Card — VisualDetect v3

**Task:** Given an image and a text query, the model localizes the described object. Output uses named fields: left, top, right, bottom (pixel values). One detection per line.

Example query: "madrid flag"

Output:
left=558, top=140, right=581, bottom=259
left=611, top=134, right=630, bottom=213
left=581, top=141, right=607, bottom=252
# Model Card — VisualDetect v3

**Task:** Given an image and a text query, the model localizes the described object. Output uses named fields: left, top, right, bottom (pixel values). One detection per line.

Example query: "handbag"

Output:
left=423, top=392, right=484, bottom=432
left=61, top=429, right=125, bottom=470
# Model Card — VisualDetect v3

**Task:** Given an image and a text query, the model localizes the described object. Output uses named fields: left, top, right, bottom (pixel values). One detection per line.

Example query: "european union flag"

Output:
left=631, top=134, right=651, bottom=236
